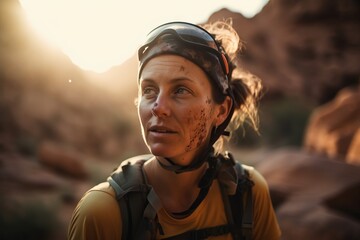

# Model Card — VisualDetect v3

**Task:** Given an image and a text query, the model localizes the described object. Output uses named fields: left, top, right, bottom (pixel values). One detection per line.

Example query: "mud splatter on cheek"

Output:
left=205, top=97, right=212, bottom=105
left=185, top=108, right=209, bottom=152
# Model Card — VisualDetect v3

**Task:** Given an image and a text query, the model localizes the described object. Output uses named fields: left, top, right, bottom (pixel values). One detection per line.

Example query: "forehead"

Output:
left=139, top=55, right=210, bottom=84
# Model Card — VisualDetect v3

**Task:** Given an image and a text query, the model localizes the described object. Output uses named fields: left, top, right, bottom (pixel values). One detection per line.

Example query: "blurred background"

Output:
left=0, top=0, right=359, bottom=239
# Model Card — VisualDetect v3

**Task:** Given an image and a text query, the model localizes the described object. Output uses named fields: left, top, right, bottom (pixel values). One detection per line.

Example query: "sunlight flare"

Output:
left=20, top=0, right=267, bottom=73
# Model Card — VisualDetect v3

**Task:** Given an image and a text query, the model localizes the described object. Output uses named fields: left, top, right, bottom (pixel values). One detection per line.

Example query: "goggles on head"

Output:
left=138, top=22, right=231, bottom=91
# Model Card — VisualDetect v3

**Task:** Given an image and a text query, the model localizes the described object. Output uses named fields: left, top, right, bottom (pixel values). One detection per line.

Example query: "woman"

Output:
left=68, top=20, right=281, bottom=240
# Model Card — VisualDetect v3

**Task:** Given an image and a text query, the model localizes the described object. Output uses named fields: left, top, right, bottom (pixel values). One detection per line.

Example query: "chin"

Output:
left=150, top=150, right=176, bottom=159
left=147, top=145, right=173, bottom=158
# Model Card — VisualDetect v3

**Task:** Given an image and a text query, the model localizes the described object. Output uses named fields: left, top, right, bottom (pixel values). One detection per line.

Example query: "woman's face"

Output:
left=138, top=55, right=229, bottom=166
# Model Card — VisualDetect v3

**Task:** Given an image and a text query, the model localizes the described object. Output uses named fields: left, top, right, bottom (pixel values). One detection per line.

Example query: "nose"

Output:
left=151, top=92, right=171, bottom=118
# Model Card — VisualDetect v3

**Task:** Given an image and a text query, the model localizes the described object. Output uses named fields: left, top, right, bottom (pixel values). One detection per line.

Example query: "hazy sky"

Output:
left=20, top=0, right=268, bottom=72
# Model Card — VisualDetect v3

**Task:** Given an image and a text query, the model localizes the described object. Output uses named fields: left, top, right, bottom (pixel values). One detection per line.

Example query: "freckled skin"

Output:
left=186, top=106, right=212, bottom=152
left=138, top=55, right=228, bottom=166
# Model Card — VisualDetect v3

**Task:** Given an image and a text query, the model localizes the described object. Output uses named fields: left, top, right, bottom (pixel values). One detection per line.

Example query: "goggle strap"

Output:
left=139, top=23, right=230, bottom=78
left=221, top=53, right=230, bottom=76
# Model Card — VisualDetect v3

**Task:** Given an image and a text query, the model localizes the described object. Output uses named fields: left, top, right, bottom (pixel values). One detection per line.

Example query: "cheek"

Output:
left=138, top=100, right=151, bottom=127
left=185, top=106, right=214, bottom=152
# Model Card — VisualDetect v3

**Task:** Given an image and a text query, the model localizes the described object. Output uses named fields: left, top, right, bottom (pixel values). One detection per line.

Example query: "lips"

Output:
left=148, top=125, right=177, bottom=134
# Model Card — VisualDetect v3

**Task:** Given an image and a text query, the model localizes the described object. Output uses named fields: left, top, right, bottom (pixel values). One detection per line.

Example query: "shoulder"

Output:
left=241, top=164, right=269, bottom=194
left=68, top=182, right=122, bottom=240
left=70, top=182, right=120, bottom=221
left=241, top=164, right=274, bottom=207
left=79, top=182, right=118, bottom=210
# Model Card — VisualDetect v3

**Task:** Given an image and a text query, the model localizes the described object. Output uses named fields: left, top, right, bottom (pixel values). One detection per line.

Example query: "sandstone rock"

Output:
left=346, top=128, right=360, bottom=165
left=208, top=0, right=360, bottom=104
left=38, top=142, right=88, bottom=179
left=255, top=149, right=360, bottom=240
left=0, top=153, right=66, bottom=190
left=324, top=181, right=360, bottom=222
left=303, top=87, right=360, bottom=160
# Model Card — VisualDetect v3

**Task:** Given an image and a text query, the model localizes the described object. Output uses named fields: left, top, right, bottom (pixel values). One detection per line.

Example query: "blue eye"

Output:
left=174, top=87, right=190, bottom=95
left=143, top=88, right=152, bottom=94
left=142, top=87, right=157, bottom=97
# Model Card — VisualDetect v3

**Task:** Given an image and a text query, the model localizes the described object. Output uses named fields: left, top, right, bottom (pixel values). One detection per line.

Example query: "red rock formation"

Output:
left=38, top=142, right=88, bottom=179
left=304, top=86, right=360, bottom=161
left=207, top=0, right=360, bottom=104
left=346, top=128, right=360, bottom=165
left=1, top=1, right=359, bottom=239
left=255, top=149, right=360, bottom=240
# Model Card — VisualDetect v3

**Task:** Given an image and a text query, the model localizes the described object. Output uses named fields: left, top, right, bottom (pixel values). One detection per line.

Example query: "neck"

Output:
left=157, top=145, right=214, bottom=173
left=148, top=157, right=207, bottom=187
left=144, top=157, right=208, bottom=213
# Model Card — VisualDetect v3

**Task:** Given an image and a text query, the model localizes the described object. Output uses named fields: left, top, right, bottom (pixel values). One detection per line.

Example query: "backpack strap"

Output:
left=161, top=154, right=254, bottom=240
left=224, top=154, right=254, bottom=240
left=237, top=163, right=253, bottom=240
left=108, top=154, right=253, bottom=240
left=107, top=154, right=161, bottom=240
left=135, top=187, right=163, bottom=239
left=162, top=154, right=254, bottom=240
left=162, top=224, right=236, bottom=240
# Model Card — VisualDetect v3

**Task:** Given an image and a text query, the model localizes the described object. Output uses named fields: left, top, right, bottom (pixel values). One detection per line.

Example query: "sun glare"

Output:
left=20, top=0, right=133, bottom=73
left=20, top=0, right=267, bottom=73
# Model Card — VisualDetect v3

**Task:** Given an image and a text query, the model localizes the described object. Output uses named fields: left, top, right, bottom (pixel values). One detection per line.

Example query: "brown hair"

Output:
left=202, top=19, right=263, bottom=153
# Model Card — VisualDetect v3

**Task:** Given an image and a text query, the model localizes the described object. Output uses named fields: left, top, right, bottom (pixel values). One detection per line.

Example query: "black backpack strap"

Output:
left=162, top=224, right=235, bottom=240
left=107, top=154, right=160, bottom=240
left=242, top=184, right=253, bottom=240
left=135, top=188, right=163, bottom=239
left=108, top=176, right=131, bottom=239
left=231, top=160, right=254, bottom=240
left=218, top=152, right=253, bottom=240
left=162, top=154, right=254, bottom=240
left=108, top=154, right=254, bottom=240
left=217, top=155, right=237, bottom=238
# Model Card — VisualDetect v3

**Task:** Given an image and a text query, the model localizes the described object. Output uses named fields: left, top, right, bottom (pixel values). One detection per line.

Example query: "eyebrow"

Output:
left=140, top=77, right=196, bottom=85
left=170, top=77, right=196, bottom=84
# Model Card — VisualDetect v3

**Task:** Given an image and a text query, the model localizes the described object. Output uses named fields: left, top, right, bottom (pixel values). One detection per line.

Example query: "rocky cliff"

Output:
left=208, top=0, right=360, bottom=104
left=0, top=0, right=359, bottom=239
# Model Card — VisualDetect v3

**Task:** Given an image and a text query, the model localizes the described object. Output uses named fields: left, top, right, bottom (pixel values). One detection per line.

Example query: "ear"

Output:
left=215, top=96, right=232, bottom=127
